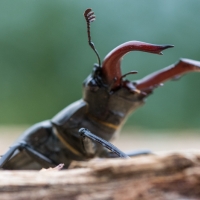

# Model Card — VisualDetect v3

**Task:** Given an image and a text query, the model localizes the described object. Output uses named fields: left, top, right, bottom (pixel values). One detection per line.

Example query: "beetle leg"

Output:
left=0, top=141, right=56, bottom=169
left=126, top=150, right=152, bottom=157
left=99, top=149, right=152, bottom=158
left=0, top=144, right=22, bottom=168
left=79, top=128, right=129, bottom=158
left=21, top=142, right=57, bottom=167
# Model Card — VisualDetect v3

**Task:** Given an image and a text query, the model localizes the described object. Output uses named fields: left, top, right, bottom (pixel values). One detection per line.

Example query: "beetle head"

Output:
left=83, top=42, right=173, bottom=124
left=82, top=9, right=173, bottom=125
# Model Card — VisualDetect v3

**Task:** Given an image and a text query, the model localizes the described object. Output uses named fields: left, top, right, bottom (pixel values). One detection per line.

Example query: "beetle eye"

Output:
left=88, top=79, right=99, bottom=92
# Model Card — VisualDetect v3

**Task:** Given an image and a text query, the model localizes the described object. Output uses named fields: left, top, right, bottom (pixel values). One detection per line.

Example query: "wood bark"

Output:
left=0, top=151, right=200, bottom=200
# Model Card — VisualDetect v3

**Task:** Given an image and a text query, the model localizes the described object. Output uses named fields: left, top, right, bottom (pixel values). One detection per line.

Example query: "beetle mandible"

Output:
left=0, top=8, right=200, bottom=170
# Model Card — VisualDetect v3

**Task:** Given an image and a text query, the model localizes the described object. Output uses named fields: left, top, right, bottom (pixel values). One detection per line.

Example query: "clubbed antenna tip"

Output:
left=84, top=8, right=101, bottom=66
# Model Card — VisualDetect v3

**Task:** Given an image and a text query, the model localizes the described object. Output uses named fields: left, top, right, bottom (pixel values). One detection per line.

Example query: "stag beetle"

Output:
left=1, top=8, right=200, bottom=170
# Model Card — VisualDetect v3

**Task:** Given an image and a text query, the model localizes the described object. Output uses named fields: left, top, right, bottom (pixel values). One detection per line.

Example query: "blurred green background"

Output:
left=0, top=0, right=200, bottom=130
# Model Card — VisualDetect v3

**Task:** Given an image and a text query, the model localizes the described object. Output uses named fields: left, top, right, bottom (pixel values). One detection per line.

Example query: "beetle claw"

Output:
left=134, top=58, right=200, bottom=92
left=158, top=45, right=174, bottom=55
left=102, top=41, right=173, bottom=89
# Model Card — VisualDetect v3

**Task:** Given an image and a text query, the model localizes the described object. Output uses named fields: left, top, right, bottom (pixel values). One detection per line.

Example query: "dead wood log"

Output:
left=0, top=151, right=200, bottom=200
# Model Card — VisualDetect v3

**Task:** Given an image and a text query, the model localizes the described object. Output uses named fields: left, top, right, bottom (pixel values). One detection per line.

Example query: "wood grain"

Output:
left=0, top=151, right=200, bottom=200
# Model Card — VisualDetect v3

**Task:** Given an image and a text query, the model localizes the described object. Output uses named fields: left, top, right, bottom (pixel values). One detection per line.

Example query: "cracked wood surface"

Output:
left=0, top=151, right=200, bottom=200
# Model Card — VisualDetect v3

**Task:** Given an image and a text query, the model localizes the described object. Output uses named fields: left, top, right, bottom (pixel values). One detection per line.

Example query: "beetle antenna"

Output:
left=84, top=8, right=101, bottom=66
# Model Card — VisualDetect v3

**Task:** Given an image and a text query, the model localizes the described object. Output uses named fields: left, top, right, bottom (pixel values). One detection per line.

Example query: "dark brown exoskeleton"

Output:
left=1, top=8, right=200, bottom=169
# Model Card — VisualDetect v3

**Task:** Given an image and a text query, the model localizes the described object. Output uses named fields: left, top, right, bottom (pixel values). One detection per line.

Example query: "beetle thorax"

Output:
left=83, top=74, right=145, bottom=127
